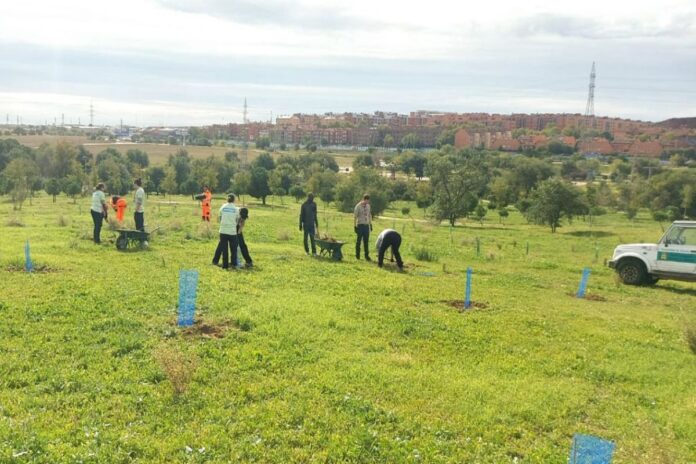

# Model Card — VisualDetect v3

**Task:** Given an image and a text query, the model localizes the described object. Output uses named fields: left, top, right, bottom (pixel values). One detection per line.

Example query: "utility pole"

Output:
left=61, top=113, right=64, bottom=126
left=89, top=102, right=94, bottom=127
left=580, top=62, right=596, bottom=155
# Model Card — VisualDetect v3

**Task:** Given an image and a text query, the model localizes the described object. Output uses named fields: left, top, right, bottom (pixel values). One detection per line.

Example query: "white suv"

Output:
left=609, top=221, right=696, bottom=285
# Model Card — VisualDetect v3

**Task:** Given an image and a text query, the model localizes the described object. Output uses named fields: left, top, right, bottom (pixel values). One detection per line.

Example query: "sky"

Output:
left=1, top=0, right=695, bottom=126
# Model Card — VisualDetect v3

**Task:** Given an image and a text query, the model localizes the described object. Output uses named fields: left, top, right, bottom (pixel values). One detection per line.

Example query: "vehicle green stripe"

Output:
left=657, top=251, right=696, bottom=264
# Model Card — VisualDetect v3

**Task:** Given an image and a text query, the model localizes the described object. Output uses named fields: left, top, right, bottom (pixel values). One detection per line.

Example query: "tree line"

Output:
left=1, top=138, right=694, bottom=232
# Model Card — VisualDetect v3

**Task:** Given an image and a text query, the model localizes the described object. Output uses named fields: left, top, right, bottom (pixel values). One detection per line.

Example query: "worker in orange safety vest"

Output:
left=111, top=196, right=128, bottom=223
left=201, top=186, right=212, bottom=222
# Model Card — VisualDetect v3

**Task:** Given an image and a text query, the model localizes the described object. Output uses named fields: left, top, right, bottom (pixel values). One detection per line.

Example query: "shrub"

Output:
left=413, top=247, right=438, bottom=262
left=6, top=217, right=24, bottom=227
left=153, top=344, right=198, bottom=397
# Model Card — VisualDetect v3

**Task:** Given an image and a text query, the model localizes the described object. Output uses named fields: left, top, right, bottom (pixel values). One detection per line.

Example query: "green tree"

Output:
left=147, top=166, right=166, bottom=194
left=415, top=181, right=434, bottom=217
left=524, top=179, right=588, bottom=232
left=4, top=158, right=39, bottom=209
left=162, top=166, right=178, bottom=196
left=45, top=178, right=62, bottom=202
left=253, top=152, right=275, bottom=171
left=427, top=153, right=489, bottom=226
left=352, top=154, right=374, bottom=170
left=401, top=133, right=420, bottom=149
left=232, top=171, right=251, bottom=204
left=255, top=136, right=271, bottom=149
left=248, top=167, right=271, bottom=205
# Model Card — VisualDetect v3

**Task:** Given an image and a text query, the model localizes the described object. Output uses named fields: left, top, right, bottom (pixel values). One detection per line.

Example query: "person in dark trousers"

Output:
left=90, top=183, right=108, bottom=244
left=353, top=194, right=372, bottom=260
left=237, top=207, right=253, bottom=268
left=299, top=193, right=319, bottom=255
left=376, top=229, right=403, bottom=270
left=212, top=194, right=239, bottom=269
left=133, top=178, right=146, bottom=232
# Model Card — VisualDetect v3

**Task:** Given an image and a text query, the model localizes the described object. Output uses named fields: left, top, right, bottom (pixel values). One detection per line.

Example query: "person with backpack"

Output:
left=237, top=207, right=253, bottom=268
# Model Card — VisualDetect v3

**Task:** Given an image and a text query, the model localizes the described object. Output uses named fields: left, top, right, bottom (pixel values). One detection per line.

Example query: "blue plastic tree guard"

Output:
left=24, top=240, right=33, bottom=273
left=576, top=267, right=591, bottom=298
left=177, top=270, right=199, bottom=327
left=569, top=433, right=615, bottom=464
left=464, top=267, right=473, bottom=309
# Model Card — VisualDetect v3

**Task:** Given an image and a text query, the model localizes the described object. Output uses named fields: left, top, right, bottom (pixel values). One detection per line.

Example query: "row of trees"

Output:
left=2, top=138, right=694, bottom=232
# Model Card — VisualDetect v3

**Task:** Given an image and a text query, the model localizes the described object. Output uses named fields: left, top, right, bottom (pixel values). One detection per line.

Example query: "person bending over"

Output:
left=376, top=229, right=403, bottom=270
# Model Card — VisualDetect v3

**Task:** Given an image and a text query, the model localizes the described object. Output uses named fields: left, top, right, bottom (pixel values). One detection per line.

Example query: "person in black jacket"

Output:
left=376, top=229, right=403, bottom=270
left=299, top=193, right=319, bottom=255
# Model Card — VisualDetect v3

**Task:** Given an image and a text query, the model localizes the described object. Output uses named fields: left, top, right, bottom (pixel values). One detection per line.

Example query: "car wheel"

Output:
left=617, top=258, right=647, bottom=285
left=646, top=275, right=659, bottom=285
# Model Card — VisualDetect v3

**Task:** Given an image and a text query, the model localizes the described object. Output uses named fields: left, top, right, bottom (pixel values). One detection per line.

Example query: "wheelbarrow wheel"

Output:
left=116, top=236, right=128, bottom=250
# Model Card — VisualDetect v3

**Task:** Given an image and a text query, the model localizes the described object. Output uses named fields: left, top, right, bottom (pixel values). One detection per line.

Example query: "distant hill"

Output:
left=658, top=117, right=696, bottom=129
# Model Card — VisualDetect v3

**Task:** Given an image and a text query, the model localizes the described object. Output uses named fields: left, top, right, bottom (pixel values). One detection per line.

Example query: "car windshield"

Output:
left=663, top=226, right=696, bottom=246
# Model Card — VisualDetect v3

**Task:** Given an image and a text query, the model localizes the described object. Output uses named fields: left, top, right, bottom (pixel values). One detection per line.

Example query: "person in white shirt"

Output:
left=133, top=178, right=146, bottom=232
left=90, top=183, right=108, bottom=244
left=353, top=194, right=372, bottom=261
left=376, top=229, right=403, bottom=270
left=212, top=194, right=239, bottom=269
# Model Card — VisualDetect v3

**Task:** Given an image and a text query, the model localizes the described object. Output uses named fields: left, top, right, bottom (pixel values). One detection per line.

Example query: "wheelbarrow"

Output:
left=115, top=228, right=159, bottom=251
left=315, top=238, right=345, bottom=261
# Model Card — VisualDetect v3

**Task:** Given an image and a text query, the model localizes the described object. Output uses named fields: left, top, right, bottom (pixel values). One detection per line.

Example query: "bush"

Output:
left=413, top=247, right=438, bottom=262
left=153, top=344, right=198, bottom=397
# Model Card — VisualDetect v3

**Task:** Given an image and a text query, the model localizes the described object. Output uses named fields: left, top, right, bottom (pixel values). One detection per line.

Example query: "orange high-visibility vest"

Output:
left=202, top=190, right=212, bottom=217
left=112, top=198, right=127, bottom=222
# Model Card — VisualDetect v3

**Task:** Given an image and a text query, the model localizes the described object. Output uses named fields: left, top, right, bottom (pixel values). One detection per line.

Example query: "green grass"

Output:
left=0, top=195, right=695, bottom=463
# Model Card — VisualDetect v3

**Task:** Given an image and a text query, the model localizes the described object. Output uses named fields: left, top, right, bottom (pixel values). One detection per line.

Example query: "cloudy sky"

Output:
left=1, top=0, right=695, bottom=126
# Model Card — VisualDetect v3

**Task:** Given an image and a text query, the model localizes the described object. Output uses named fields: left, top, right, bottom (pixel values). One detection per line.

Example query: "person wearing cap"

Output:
left=237, top=207, right=253, bottom=268
left=376, top=229, right=404, bottom=270
left=353, top=194, right=372, bottom=261
left=212, top=193, right=239, bottom=269
left=111, top=195, right=127, bottom=223
left=133, top=178, right=146, bottom=232
left=90, top=182, right=108, bottom=244
left=299, top=193, right=319, bottom=256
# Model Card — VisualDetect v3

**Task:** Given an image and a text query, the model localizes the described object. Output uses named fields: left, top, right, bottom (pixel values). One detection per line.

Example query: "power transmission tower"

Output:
left=242, top=97, right=249, bottom=164
left=580, top=62, right=596, bottom=154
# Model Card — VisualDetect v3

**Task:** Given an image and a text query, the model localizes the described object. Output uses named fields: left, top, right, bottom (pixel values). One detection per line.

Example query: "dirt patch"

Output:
left=443, top=300, right=489, bottom=311
left=5, top=263, right=58, bottom=273
left=567, top=292, right=607, bottom=302
left=180, top=319, right=232, bottom=339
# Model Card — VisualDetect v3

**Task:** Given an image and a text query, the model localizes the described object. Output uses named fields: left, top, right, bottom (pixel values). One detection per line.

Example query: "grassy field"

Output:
left=1, top=194, right=695, bottom=463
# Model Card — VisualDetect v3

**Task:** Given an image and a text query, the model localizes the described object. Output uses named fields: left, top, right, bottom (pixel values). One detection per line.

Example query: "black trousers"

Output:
left=378, top=232, right=403, bottom=268
left=303, top=224, right=316, bottom=254
left=238, top=233, right=252, bottom=265
left=134, top=212, right=144, bottom=232
left=355, top=224, right=370, bottom=259
left=91, top=210, right=103, bottom=243
left=213, top=233, right=239, bottom=269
